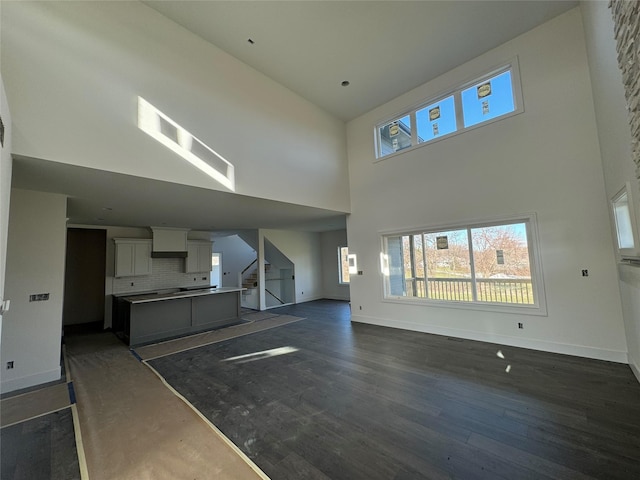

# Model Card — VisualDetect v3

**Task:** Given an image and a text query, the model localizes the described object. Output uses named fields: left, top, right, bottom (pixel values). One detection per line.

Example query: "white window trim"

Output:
left=374, top=57, right=524, bottom=162
left=379, top=213, right=547, bottom=317
left=338, top=246, right=350, bottom=285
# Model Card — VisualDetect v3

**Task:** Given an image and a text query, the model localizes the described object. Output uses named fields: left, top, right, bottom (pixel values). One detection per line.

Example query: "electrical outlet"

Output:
left=6, top=361, right=14, bottom=369
left=518, top=323, right=523, bottom=329
left=582, top=269, right=589, bottom=277
left=29, top=293, right=50, bottom=302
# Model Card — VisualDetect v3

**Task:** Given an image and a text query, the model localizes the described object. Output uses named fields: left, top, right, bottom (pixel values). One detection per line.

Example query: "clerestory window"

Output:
left=375, top=60, right=523, bottom=159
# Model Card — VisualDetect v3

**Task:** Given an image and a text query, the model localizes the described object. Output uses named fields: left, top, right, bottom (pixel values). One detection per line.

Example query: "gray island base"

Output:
left=123, top=287, right=245, bottom=346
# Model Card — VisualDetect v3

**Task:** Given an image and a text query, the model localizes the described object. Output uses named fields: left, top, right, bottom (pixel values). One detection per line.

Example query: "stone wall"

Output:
left=610, top=0, right=640, bottom=180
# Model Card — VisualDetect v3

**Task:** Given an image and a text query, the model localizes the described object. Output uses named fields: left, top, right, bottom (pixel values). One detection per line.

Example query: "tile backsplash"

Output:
left=113, top=258, right=210, bottom=294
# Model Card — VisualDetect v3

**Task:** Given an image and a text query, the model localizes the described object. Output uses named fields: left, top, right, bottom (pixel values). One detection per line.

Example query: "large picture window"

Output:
left=381, top=215, right=545, bottom=314
left=375, top=60, right=522, bottom=159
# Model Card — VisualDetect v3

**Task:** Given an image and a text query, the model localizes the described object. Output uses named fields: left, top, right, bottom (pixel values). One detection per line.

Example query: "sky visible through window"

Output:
left=377, top=66, right=518, bottom=158
left=462, top=71, right=514, bottom=128
left=416, top=96, right=456, bottom=142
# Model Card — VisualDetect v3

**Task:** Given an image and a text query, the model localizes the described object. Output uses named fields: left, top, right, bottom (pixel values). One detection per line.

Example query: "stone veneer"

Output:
left=610, top=0, right=640, bottom=180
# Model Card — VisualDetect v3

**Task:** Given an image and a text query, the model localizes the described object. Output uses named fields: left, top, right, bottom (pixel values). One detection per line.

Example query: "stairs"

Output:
left=242, top=264, right=270, bottom=289
left=242, top=272, right=258, bottom=289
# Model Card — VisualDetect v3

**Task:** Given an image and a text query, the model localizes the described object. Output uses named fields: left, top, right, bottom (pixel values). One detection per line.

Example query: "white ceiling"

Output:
left=13, top=0, right=579, bottom=233
left=144, top=0, right=578, bottom=121
left=12, top=157, right=348, bottom=233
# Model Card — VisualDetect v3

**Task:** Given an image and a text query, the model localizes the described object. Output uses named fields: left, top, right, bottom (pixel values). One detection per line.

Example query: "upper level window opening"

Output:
left=379, top=115, right=413, bottom=156
left=461, top=70, right=515, bottom=128
left=416, top=95, right=457, bottom=143
left=375, top=59, right=522, bottom=160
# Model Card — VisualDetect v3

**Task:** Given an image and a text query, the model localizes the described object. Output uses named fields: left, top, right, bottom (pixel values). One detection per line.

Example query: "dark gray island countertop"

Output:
left=122, top=287, right=245, bottom=304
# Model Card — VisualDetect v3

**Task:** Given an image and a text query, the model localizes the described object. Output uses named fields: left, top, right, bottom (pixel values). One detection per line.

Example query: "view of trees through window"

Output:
left=338, top=246, right=350, bottom=284
left=386, top=222, right=535, bottom=305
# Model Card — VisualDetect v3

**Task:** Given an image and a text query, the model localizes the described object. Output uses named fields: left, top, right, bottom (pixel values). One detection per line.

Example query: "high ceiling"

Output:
left=12, top=0, right=579, bottom=233
left=144, top=0, right=578, bottom=121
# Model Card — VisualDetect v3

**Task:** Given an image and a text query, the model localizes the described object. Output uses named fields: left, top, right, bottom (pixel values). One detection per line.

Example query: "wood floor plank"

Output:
left=148, top=300, right=640, bottom=480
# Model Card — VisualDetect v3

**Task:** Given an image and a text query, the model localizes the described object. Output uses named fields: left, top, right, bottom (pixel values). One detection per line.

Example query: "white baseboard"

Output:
left=351, top=314, right=628, bottom=364
left=0, top=366, right=62, bottom=394
left=629, top=353, right=640, bottom=384
left=297, top=295, right=324, bottom=303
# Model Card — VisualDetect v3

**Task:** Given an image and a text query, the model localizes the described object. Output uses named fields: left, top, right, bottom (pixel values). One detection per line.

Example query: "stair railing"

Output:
left=265, top=288, right=285, bottom=305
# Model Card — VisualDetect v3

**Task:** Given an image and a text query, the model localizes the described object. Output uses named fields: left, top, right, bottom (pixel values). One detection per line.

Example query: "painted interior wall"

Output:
left=0, top=1, right=349, bottom=213
left=320, top=230, right=351, bottom=301
left=581, top=1, right=640, bottom=379
left=262, top=229, right=324, bottom=305
left=346, top=8, right=627, bottom=362
left=1, top=189, right=67, bottom=393
left=0, top=74, right=13, bottom=342
left=211, top=234, right=256, bottom=288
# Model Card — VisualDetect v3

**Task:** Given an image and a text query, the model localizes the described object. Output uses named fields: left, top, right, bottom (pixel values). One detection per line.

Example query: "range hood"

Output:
left=150, top=227, right=189, bottom=258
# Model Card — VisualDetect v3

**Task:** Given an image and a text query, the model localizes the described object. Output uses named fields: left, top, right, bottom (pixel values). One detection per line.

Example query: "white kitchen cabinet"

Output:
left=114, top=239, right=152, bottom=277
left=186, top=241, right=213, bottom=273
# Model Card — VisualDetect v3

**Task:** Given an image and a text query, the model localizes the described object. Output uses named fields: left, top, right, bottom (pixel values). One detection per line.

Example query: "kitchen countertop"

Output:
left=123, top=287, right=245, bottom=304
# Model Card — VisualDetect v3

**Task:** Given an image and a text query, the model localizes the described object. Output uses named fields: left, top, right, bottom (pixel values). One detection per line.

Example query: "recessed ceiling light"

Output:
left=341, top=80, right=350, bottom=87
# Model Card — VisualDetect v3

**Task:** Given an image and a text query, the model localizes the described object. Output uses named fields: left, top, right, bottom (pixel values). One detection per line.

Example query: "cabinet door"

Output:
left=134, top=241, right=152, bottom=275
left=186, top=242, right=199, bottom=273
left=197, top=243, right=213, bottom=273
left=115, top=243, right=135, bottom=277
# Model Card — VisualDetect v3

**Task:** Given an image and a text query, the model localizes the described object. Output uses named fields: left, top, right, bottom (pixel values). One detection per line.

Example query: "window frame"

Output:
left=374, top=58, right=524, bottom=161
left=338, top=246, right=350, bottom=285
left=379, top=213, right=547, bottom=316
left=611, top=181, right=640, bottom=260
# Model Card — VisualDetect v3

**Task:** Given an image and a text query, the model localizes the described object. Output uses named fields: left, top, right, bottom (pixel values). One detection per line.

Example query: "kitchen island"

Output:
left=119, top=287, right=245, bottom=346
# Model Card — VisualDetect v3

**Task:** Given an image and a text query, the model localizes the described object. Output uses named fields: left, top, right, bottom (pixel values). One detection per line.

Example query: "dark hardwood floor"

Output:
left=0, top=408, right=80, bottom=480
left=149, top=300, right=640, bottom=480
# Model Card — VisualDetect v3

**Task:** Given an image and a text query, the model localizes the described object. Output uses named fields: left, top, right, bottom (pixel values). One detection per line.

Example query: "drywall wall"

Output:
left=346, top=7, right=627, bottom=362
left=1, top=1, right=349, bottom=213
left=211, top=234, right=256, bottom=288
left=1, top=189, right=67, bottom=393
left=0, top=73, right=12, bottom=342
left=262, top=229, right=323, bottom=304
left=581, top=1, right=640, bottom=379
left=321, top=230, right=350, bottom=301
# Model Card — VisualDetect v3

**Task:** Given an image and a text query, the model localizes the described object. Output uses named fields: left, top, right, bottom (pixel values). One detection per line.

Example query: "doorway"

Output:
left=63, top=228, right=106, bottom=331
left=210, top=252, right=222, bottom=288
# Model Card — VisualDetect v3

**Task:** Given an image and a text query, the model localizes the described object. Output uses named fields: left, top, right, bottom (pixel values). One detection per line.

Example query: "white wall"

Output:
left=581, top=1, right=640, bottom=379
left=0, top=73, right=13, bottom=342
left=1, top=189, right=67, bottom=393
left=212, top=234, right=256, bottom=288
left=321, top=230, right=350, bottom=301
left=346, top=8, right=627, bottom=362
left=1, top=1, right=349, bottom=213
left=262, top=229, right=324, bottom=304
